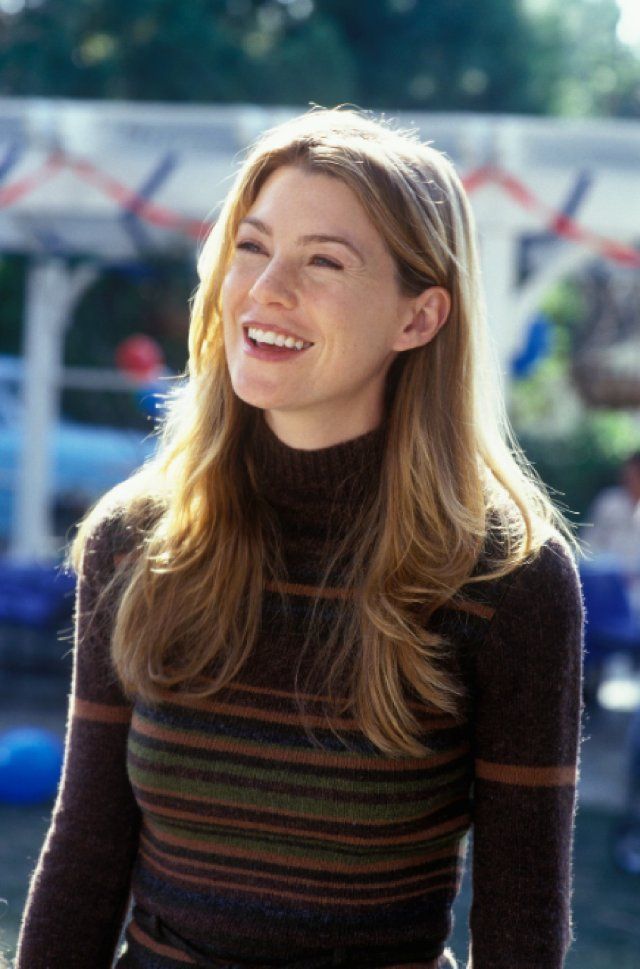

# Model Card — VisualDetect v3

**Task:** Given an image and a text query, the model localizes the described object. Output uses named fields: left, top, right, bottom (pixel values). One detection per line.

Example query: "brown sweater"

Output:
left=15, top=419, right=585, bottom=969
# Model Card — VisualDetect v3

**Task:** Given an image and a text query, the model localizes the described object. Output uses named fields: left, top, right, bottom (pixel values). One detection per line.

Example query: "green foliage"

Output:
left=518, top=409, right=640, bottom=527
left=541, top=279, right=589, bottom=343
left=0, top=0, right=638, bottom=117
left=510, top=275, right=640, bottom=526
left=525, top=0, right=640, bottom=118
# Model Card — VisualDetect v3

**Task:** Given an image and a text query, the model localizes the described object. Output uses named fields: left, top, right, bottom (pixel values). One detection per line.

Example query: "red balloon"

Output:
left=116, top=335, right=164, bottom=380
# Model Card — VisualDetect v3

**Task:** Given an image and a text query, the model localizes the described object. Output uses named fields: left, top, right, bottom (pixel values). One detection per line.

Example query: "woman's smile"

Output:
left=241, top=323, right=315, bottom=361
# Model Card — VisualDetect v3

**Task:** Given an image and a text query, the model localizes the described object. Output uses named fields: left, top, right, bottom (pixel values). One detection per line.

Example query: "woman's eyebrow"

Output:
left=238, top=216, right=365, bottom=264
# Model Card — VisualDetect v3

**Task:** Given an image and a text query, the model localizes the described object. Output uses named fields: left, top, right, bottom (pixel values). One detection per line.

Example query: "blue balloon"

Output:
left=0, top=727, right=64, bottom=805
left=135, top=380, right=167, bottom=419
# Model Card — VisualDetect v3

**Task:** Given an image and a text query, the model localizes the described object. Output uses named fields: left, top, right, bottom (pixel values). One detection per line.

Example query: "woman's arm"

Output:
left=15, top=513, right=142, bottom=969
left=468, top=536, right=585, bottom=969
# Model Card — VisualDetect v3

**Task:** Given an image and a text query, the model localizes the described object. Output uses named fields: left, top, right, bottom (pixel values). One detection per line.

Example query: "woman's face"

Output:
left=221, top=164, right=449, bottom=448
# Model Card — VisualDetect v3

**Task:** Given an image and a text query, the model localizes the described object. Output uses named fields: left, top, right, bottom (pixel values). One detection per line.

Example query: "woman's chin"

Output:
left=231, top=381, right=290, bottom=413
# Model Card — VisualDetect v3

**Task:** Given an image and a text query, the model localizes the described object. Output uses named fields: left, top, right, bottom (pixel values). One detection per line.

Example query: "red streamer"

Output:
left=0, top=149, right=637, bottom=269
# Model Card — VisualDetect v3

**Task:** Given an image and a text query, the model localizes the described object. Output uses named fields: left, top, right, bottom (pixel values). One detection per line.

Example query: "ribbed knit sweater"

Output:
left=15, top=419, right=585, bottom=969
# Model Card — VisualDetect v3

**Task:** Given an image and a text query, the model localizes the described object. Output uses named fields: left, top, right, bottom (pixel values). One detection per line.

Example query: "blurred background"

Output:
left=1, top=0, right=640, bottom=966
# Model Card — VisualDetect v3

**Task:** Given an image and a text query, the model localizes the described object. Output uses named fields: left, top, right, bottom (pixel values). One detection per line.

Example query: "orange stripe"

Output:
left=133, top=712, right=469, bottom=772
left=144, top=819, right=465, bottom=875
left=448, top=596, right=495, bottom=620
left=141, top=849, right=457, bottom=907
left=73, top=697, right=131, bottom=723
left=132, top=776, right=464, bottom=828
left=136, top=793, right=470, bottom=848
left=128, top=918, right=195, bottom=964
left=139, top=830, right=458, bottom=892
left=475, top=758, right=577, bottom=787
left=208, top=679, right=456, bottom=722
left=148, top=692, right=455, bottom=733
left=165, top=696, right=360, bottom=731
left=265, top=578, right=495, bottom=622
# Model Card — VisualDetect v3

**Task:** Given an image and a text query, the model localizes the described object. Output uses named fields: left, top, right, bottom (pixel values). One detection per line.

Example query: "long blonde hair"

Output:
left=69, top=107, right=579, bottom=757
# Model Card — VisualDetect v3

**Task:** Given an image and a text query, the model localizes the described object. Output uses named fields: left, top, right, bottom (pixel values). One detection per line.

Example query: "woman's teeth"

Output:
left=247, top=326, right=311, bottom=350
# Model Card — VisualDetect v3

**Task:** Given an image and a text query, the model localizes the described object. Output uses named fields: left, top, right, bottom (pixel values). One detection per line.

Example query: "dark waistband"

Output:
left=132, top=905, right=447, bottom=969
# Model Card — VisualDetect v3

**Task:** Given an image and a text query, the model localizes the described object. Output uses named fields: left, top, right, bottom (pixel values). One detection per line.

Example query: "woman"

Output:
left=16, top=107, right=584, bottom=969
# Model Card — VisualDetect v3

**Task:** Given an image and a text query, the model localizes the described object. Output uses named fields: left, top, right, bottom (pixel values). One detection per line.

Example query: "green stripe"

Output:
left=149, top=817, right=469, bottom=866
left=130, top=762, right=465, bottom=823
left=128, top=735, right=469, bottom=796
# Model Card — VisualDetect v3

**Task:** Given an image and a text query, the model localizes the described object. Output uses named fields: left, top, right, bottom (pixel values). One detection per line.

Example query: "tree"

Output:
left=0, top=0, right=638, bottom=118
left=0, top=0, right=357, bottom=105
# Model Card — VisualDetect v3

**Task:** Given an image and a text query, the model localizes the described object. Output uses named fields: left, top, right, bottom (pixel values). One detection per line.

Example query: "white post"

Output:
left=9, top=258, right=97, bottom=563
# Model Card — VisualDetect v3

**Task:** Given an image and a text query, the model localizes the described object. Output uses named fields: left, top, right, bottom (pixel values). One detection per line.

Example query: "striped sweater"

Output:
left=15, top=419, right=585, bottom=969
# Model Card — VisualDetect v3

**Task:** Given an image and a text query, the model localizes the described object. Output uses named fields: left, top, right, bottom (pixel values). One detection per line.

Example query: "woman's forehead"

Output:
left=241, top=165, right=387, bottom=254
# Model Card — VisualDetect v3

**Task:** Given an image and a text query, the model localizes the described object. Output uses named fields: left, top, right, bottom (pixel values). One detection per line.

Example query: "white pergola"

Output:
left=2, top=97, right=639, bottom=561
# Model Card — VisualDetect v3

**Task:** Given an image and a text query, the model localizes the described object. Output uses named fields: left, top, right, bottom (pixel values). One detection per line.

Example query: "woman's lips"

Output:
left=242, top=327, right=313, bottom=361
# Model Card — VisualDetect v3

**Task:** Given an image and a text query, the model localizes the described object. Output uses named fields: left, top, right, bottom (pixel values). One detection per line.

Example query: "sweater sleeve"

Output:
left=15, top=513, right=141, bottom=969
left=467, top=536, right=585, bottom=969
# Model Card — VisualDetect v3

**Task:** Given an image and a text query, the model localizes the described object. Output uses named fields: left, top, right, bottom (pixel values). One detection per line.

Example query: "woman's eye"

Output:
left=311, top=256, right=342, bottom=270
left=236, top=240, right=264, bottom=254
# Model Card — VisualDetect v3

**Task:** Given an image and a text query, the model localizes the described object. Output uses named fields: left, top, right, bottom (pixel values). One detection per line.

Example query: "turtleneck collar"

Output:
left=251, top=411, right=386, bottom=511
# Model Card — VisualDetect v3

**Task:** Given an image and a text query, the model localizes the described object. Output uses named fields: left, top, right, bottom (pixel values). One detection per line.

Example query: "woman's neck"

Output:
left=263, top=404, right=384, bottom=451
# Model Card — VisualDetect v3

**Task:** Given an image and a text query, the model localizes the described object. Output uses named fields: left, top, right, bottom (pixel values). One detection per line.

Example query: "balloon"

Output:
left=115, top=334, right=164, bottom=381
left=0, top=727, right=64, bottom=805
left=136, top=380, right=167, bottom=418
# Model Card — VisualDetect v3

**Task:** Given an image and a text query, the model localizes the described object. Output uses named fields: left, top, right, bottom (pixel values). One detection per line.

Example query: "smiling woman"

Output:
left=15, top=107, right=584, bottom=969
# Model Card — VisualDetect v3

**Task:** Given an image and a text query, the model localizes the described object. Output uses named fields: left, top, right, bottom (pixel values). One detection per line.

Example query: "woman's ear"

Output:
left=393, top=287, right=451, bottom=352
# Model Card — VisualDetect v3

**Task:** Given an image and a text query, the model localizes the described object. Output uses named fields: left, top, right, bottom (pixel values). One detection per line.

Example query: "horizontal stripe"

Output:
left=140, top=820, right=468, bottom=870
left=139, top=831, right=458, bottom=893
left=128, top=735, right=469, bottom=798
left=143, top=819, right=467, bottom=876
left=141, top=849, right=458, bottom=907
left=132, top=711, right=470, bottom=772
left=128, top=918, right=195, bottom=964
left=448, top=596, right=495, bottom=620
left=134, top=703, right=381, bottom=756
left=140, top=833, right=462, bottom=891
left=475, top=758, right=577, bottom=786
left=128, top=761, right=467, bottom=824
left=154, top=678, right=456, bottom=727
left=135, top=793, right=470, bottom=849
left=130, top=727, right=465, bottom=786
left=73, top=697, right=131, bottom=723
left=139, top=846, right=460, bottom=902
left=264, top=579, right=496, bottom=623
left=177, top=697, right=358, bottom=730
left=155, top=693, right=457, bottom=734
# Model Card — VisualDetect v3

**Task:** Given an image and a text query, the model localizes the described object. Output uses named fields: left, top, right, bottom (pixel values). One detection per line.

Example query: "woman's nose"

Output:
left=249, top=259, right=297, bottom=308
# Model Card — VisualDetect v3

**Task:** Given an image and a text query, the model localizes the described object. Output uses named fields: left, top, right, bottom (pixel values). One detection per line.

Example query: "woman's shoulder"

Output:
left=482, top=535, right=584, bottom=656
left=458, top=526, right=582, bottom=627
left=499, top=534, right=582, bottom=617
left=76, top=489, right=162, bottom=579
